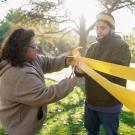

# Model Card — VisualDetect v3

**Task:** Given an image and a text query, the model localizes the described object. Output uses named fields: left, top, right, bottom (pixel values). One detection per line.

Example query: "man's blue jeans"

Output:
left=84, top=103, right=120, bottom=135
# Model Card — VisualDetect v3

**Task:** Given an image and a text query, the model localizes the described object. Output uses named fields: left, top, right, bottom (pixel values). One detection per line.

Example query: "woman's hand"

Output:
left=68, top=76, right=77, bottom=84
left=65, top=56, right=75, bottom=66
left=61, top=47, right=83, bottom=66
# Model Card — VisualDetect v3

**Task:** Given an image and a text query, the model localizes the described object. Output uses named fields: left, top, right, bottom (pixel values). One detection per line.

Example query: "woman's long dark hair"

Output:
left=1, top=28, right=35, bottom=67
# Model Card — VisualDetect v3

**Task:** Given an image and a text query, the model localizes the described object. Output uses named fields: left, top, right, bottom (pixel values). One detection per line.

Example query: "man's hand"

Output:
left=74, top=64, right=84, bottom=74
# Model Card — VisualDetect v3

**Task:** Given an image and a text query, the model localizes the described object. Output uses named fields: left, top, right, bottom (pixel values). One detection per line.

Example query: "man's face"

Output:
left=96, top=21, right=112, bottom=39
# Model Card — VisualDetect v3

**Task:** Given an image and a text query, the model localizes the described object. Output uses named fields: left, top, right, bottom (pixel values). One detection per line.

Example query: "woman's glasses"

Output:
left=28, top=45, right=37, bottom=50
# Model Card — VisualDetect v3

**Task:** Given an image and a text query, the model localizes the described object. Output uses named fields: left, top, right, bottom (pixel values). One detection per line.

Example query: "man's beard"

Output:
left=96, top=31, right=113, bottom=42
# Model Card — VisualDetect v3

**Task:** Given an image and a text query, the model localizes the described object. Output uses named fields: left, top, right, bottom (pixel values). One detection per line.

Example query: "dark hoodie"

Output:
left=84, top=33, right=131, bottom=107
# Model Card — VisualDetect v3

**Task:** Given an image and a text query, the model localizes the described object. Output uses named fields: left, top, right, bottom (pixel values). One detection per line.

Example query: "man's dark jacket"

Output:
left=81, top=33, right=131, bottom=107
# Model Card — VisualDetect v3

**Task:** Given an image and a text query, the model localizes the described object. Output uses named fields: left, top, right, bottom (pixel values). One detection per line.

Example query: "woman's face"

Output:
left=25, top=37, right=37, bottom=61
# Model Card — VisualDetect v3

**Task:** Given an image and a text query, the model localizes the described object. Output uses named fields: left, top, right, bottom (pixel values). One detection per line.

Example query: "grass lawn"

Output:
left=0, top=80, right=135, bottom=135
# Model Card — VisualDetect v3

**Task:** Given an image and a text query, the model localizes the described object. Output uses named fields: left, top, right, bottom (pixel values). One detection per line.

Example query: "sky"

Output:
left=0, top=0, right=26, bottom=19
left=0, top=0, right=135, bottom=35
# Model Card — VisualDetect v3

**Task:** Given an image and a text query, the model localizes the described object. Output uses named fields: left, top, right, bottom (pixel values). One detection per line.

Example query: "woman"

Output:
left=0, top=28, right=76, bottom=135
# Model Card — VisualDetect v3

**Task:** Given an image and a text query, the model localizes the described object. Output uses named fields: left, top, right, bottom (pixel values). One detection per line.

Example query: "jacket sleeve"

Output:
left=101, top=43, right=131, bottom=86
left=13, top=71, right=75, bottom=106
left=110, top=43, right=131, bottom=66
left=36, top=55, right=67, bottom=73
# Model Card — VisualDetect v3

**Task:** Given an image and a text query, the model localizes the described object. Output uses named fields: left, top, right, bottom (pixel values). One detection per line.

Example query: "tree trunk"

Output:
left=78, top=15, right=88, bottom=55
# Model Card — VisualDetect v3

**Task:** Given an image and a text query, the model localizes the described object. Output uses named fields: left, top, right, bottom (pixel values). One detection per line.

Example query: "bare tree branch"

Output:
left=86, top=22, right=96, bottom=34
left=59, top=30, right=73, bottom=40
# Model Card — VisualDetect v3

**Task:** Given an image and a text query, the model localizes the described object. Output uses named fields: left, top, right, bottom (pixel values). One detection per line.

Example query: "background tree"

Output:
left=125, top=27, right=135, bottom=62
left=97, top=0, right=135, bottom=13
left=77, top=0, right=135, bottom=54
left=0, top=0, right=7, bottom=2
left=0, top=5, right=76, bottom=55
left=1, top=0, right=135, bottom=58
left=18, top=0, right=76, bottom=55
left=0, top=9, right=25, bottom=47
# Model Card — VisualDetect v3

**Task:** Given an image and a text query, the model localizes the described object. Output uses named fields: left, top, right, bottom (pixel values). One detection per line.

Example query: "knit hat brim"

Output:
left=96, top=14, right=115, bottom=29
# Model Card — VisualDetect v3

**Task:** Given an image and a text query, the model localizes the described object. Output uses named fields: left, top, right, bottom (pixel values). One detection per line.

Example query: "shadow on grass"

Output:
left=0, top=128, right=6, bottom=135
left=44, top=85, right=86, bottom=135
left=45, top=100, right=86, bottom=135
left=120, top=110, right=135, bottom=127
left=66, top=111, right=85, bottom=135
left=47, top=85, right=85, bottom=121
left=47, top=97, right=84, bottom=120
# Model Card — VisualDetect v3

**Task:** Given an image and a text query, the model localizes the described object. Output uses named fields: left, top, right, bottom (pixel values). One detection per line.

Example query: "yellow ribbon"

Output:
left=72, top=49, right=135, bottom=113
left=76, top=56, right=135, bottom=81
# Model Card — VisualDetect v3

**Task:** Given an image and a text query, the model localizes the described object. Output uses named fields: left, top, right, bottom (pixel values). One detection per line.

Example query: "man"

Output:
left=75, top=12, right=131, bottom=135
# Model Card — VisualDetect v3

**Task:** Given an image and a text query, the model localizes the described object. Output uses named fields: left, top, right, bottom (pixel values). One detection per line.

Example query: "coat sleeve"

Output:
left=101, top=43, right=131, bottom=86
left=110, top=43, right=131, bottom=66
left=13, top=71, right=75, bottom=106
left=36, top=55, right=67, bottom=73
